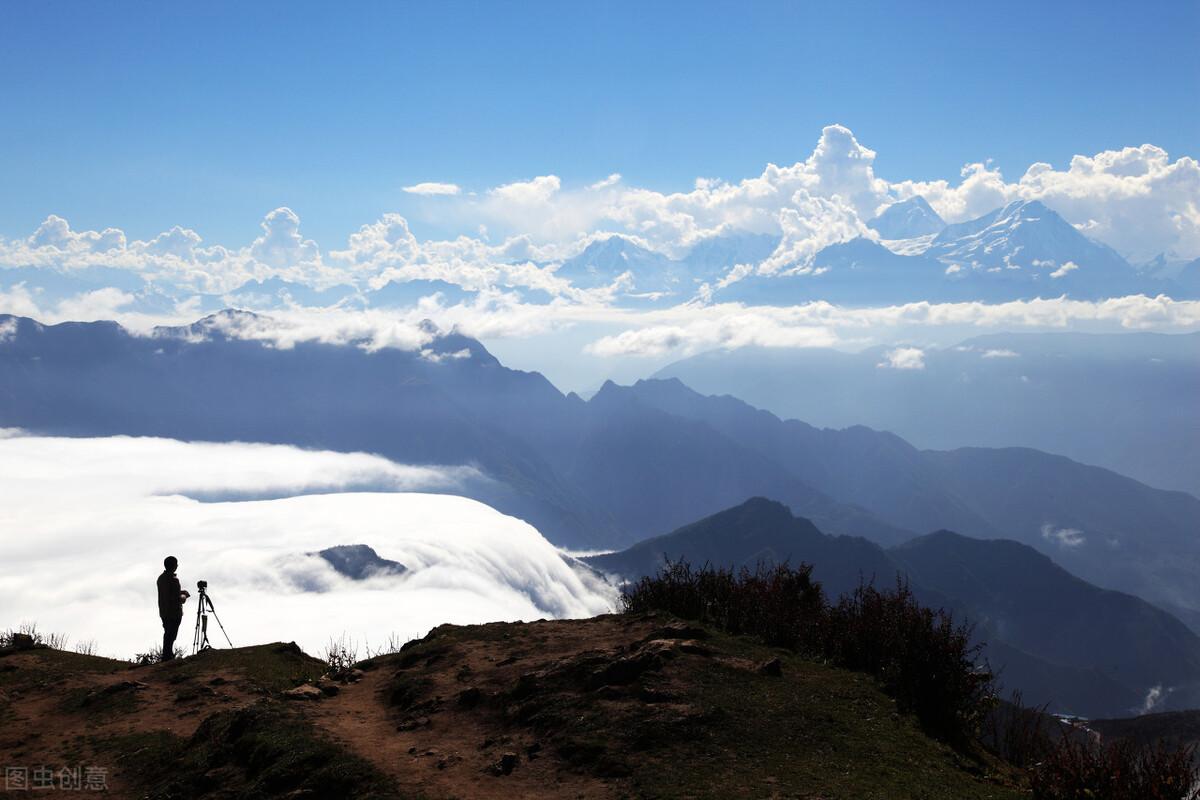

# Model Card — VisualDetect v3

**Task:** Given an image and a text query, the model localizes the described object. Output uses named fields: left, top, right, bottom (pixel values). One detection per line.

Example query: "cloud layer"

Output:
left=0, top=434, right=617, bottom=658
left=1, top=126, right=1196, bottom=299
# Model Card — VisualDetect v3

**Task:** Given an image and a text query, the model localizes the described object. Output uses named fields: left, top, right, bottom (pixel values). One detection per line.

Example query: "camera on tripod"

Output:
left=191, top=579, right=232, bottom=655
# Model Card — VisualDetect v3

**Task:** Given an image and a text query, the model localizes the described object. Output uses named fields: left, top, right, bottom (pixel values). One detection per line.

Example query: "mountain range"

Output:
left=2, top=311, right=1198, bottom=633
left=5, top=198, right=1196, bottom=315
left=654, top=330, right=1200, bottom=497
left=555, top=197, right=1192, bottom=306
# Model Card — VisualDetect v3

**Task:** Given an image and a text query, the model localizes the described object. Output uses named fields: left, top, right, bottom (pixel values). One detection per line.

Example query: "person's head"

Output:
left=163, top=556, right=178, bottom=572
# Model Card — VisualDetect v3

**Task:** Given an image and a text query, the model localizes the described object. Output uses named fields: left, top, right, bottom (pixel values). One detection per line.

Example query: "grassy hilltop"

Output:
left=0, top=614, right=1021, bottom=799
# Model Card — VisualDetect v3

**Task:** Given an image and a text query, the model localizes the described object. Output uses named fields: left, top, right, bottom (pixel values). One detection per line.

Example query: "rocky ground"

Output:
left=0, top=613, right=1025, bottom=799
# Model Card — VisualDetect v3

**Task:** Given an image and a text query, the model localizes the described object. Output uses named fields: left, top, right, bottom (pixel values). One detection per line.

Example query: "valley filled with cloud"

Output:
left=0, top=432, right=616, bottom=658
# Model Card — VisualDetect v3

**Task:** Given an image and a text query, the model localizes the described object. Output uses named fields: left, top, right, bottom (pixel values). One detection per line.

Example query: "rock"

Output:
left=645, top=623, right=709, bottom=642
left=490, top=752, right=519, bottom=776
left=757, top=657, right=783, bottom=677
left=396, top=716, right=431, bottom=732
left=282, top=684, right=322, bottom=701
left=638, top=687, right=676, bottom=703
left=525, top=742, right=542, bottom=759
left=102, top=680, right=148, bottom=695
left=316, top=681, right=340, bottom=697
left=587, top=652, right=663, bottom=689
left=457, top=686, right=482, bottom=709
left=10, top=633, right=36, bottom=650
left=348, top=668, right=365, bottom=683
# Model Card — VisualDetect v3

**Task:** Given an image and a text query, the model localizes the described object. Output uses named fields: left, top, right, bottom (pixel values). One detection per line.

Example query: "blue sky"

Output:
left=2, top=0, right=1197, bottom=246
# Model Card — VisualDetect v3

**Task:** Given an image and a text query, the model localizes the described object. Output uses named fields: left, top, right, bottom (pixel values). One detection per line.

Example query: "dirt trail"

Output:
left=305, top=616, right=650, bottom=799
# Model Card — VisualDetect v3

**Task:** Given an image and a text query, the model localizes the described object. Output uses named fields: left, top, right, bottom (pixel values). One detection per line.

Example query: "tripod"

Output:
left=192, top=583, right=234, bottom=655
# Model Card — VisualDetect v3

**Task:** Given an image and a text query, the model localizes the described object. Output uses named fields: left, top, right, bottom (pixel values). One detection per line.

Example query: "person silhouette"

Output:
left=157, top=556, right=190, bottom=661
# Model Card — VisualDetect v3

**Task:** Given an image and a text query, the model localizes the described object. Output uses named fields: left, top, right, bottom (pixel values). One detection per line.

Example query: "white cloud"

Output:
left=1041, top=523, right=1086, bottom=548
left=0, top=434, right=617, bottom=658
left=1050, top=261, right=1079, bottom=279
left=590, top=173, right=622, bottom=190
left=403, top=182, right=462, bottom=196
left=758, top=191, right=876, bottom=275
left=981, top=348, right=1019, bottom=358
left=2, top=126, right=1196, bottom=308
left=877, top=346, right=926, bottom=370
left=489, top=175, right=562, bottom=205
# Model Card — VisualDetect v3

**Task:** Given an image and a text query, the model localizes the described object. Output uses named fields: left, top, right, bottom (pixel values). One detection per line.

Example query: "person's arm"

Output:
left=174, top=576, right=189, bottom=606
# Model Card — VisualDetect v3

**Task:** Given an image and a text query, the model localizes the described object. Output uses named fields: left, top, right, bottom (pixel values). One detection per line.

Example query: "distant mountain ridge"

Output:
left=3, top=312, right=1198, bottom=628
left=653, top=331, right=1200, bottom=498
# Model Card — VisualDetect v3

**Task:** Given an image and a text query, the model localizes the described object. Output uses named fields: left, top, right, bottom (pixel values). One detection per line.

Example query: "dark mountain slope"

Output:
left=891, top=532, right=1200, bottom=705
left=589, top=499, right=1200, bottom=717
left=588, top=497, right=898, bottom=600
left=620, top=377, right=1200, bottom=622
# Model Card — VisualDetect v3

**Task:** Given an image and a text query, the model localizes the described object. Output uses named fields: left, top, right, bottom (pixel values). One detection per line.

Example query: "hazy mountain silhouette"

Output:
left=619, top=376, right=1200, bottom=629
left=654, top=331, right=1200, bottom=497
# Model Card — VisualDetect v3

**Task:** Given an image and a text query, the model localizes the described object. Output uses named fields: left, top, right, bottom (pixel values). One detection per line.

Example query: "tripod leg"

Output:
left=206, top=595, right=234, bottom=648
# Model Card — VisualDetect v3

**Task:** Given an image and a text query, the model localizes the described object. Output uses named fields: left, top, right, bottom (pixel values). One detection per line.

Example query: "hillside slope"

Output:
left=588, top=498, right=1200, bottom=718
left=0, top=617, right=1022, bottom=799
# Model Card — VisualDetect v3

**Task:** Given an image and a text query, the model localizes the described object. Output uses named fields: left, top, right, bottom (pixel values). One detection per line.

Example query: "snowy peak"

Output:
left=929, top=199, right=1135, bottom=289
left=869, top=196, right=946, bottom=240
left=556, top=236, right=672, bottom=286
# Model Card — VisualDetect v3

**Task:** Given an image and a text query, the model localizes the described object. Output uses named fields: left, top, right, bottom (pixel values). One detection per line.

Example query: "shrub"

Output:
left=819, top=578, right=992, bottom=745
left=1029, top=737, right=1199, bottom=800
left=621, top=560, right=823, bottom=648
left=982, top=691, right=1061, bottom=768
left=621, top=560, right=991, bottom=746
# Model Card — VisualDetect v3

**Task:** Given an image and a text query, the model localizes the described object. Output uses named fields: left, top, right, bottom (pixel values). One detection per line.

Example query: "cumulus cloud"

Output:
left=403, top=182, right=462, bottom=196
left=877, top=346, right=926, bottom=370
left=2, top=125, right=1196, bottom=309
left=0, top=434, right=617, bottom=657
left=981, top=348, right=1019, bottom=358
left=1041, top=523, right=1086, bottom=548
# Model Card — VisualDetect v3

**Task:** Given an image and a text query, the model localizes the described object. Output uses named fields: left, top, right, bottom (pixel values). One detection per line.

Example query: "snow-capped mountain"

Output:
left=712, top=199, right=1159, bottom=304
left=926, top=200, right=1138, bottom=292
left=684, top=232, right=781, bottom=281
left=555, top=236, right=677, bottom=289
left=868, top=195, right=946, bottom=240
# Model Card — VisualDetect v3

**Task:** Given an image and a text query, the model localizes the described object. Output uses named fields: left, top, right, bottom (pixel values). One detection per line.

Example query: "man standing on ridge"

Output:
left=157, top=556, right=189, bottom=661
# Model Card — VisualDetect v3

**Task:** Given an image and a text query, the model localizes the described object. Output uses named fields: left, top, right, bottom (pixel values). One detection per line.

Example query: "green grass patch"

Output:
left=155, top=642, right=326, bottom=692
left=94, top=702, right=403, bottom=799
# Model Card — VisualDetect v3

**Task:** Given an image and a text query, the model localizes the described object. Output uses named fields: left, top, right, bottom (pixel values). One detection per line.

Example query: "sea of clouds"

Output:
left=0, top=432, right=617, bottom=659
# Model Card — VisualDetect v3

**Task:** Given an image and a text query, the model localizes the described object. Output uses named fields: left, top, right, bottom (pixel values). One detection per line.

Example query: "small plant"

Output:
left=74, top=639, right=98, bottom=656
left=323, top=634, right=359, bottom=678
left=1, top=622, right=71, bottom=651
left=362, top=632, right=408, bottom=659
left=131, top=646, right=184, bottom=665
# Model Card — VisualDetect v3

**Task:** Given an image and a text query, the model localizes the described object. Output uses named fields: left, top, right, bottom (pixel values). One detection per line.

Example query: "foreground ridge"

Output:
left=0, top=615, right=1021, bottom=799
